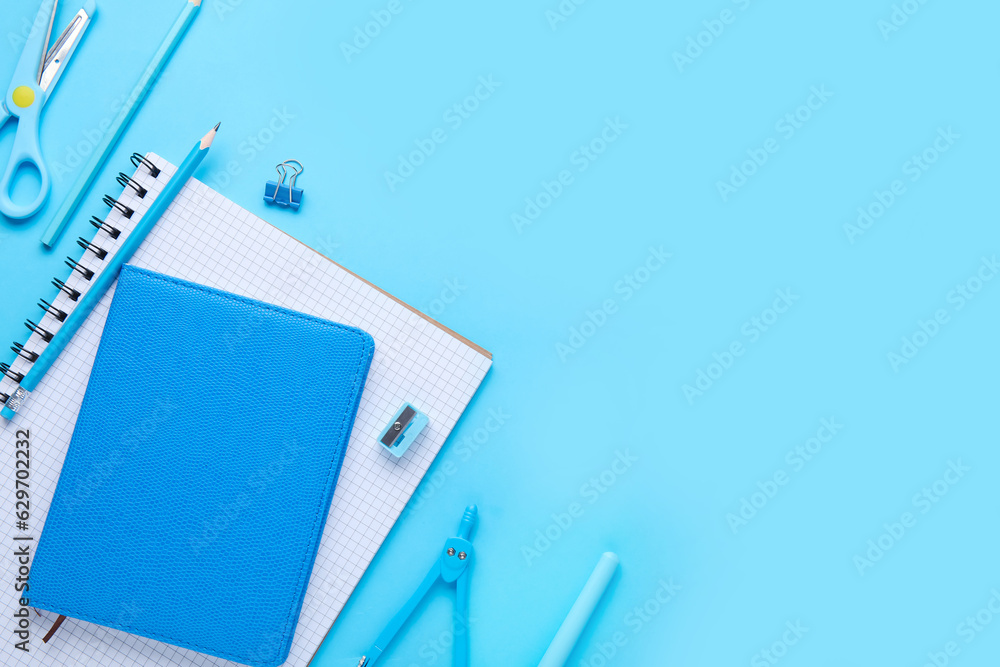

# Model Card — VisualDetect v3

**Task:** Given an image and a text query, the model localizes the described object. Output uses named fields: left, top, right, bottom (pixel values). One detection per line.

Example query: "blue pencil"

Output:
left=40, top=0, right=201, bottom=248
left=3, top=123, right=219, bottom=420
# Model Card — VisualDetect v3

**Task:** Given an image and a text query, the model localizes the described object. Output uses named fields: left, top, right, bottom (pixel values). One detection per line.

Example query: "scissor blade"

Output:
left=36, top=0, right=59, bottom=83
left=39, top=4, right=93, bottom=93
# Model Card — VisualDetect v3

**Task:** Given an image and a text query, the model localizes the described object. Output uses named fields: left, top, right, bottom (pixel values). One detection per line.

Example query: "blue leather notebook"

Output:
left=29, top=265, right=375, bottom=667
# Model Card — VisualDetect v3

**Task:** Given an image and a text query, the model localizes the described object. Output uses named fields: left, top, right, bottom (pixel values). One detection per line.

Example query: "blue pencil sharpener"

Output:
left=379, top=403, right=429, bottom=458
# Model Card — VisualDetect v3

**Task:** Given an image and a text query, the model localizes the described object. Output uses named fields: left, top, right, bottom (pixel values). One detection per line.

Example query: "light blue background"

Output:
left=2, top=1, right=998, bottom=665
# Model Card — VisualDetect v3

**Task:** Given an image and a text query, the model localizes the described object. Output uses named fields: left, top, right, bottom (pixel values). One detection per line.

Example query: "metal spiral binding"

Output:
left=3, top=150, right=164, bottom=395
left=25, top=320, right=53, bottom=343
left=38, top=299, right=67, bottom=322
left=131, top=152, right=160, bottom=177
left=65, top=257, right=95, bottom=281
left=0, top=363, right=23, bottom=383
left=78, top=237, right=108, bottom=260
left=10, top=343, right=38, bottom=363
left=90, top=215, right=121, bottom=239
left=116, top=172, right=148, bottom=198
left=52, top=278, right=81, bottom=301
left=102, top=194, right=134, bottom=219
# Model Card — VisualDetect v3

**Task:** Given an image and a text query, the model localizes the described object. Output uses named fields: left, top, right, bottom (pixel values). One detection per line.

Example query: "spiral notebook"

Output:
left=0, top=153, right=492, bottom=667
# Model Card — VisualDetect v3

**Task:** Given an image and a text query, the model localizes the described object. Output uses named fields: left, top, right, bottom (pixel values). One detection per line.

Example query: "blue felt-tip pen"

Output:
left=2, top=123, right=219, bottom=420
left=537, top=552, right=620, bottom=667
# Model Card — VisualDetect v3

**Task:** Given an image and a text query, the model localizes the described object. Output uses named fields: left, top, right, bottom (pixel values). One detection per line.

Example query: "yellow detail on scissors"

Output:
left=12, top=87, right=35, bottom=109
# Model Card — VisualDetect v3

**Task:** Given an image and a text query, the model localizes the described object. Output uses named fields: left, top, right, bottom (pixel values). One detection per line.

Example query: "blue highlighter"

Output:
left=537, top=552, right=620, bottom=667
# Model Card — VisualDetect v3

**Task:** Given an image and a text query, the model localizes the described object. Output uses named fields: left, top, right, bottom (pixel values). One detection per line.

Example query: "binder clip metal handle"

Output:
left=264, top=159, right=304, bottom=210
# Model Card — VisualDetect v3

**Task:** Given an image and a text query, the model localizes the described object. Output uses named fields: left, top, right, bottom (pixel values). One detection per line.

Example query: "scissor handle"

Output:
left=0, top=93, right=51, bottom=220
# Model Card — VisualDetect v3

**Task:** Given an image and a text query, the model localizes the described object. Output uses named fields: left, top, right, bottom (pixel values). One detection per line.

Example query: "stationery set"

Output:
left=0, top=148, right=492, bottom=666
left=1, top=1, right=620, bottom=665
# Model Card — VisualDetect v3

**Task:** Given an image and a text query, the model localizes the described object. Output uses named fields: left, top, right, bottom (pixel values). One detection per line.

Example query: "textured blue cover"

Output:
left=29, top=265, right=374, bottom=667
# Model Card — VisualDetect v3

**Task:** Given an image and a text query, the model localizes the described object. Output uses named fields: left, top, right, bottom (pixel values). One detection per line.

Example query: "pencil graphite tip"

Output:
left=201, top=123, right=221, bottom=149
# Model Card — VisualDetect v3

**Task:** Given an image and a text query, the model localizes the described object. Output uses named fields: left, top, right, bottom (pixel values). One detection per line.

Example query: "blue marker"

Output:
left=537, top=552, right=620, bottom=667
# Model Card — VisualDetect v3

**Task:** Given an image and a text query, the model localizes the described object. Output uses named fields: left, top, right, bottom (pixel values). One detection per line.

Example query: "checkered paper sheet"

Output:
left=0, top=154, right=491, bottom=667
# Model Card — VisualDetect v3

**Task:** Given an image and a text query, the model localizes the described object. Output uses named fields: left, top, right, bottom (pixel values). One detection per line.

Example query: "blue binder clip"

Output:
left=263, top=160, right=304, bottom=210
left=357, top=506, right=478, bottom=667
left=378, top=403, right=428, bottom=458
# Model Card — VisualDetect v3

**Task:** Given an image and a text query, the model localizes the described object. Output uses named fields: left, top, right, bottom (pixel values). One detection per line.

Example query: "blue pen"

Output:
left=2, top=122, right=219, bottom=420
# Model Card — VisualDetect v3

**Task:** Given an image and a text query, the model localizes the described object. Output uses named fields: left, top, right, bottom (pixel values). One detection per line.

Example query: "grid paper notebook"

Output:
left=0, top=153, right=492, bottom=667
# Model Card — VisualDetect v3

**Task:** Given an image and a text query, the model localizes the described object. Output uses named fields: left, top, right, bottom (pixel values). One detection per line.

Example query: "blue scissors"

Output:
left=1, top=0, right=95, bottom=220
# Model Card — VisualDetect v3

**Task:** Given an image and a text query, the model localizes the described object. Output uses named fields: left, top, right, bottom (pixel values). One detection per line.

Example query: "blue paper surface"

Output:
left=1, top=1, right=998, bottom=665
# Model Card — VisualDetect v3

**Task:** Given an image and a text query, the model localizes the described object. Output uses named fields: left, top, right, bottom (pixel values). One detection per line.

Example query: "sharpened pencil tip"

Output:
left=201, top=123, right=221, bottom=149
